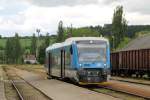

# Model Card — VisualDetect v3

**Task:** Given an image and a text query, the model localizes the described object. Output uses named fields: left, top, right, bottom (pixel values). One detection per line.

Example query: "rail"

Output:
left=11, top=80, right=24, bottom=100
left=98, top=85, right=150, bottom=100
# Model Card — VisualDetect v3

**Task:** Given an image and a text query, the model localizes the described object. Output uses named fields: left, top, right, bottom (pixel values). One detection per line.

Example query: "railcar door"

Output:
left=48, top=53, right=52, bottom=78
left=51, top=51, right=62, bottom=77
left=61, top=50, right=65, bottom=78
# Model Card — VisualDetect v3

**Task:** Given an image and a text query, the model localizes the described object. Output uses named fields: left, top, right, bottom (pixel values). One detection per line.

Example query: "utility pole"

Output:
left=36, top=29, right=40, bottom=59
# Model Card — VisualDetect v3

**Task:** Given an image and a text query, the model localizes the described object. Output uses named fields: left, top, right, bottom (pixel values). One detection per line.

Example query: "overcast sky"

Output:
left=0, top=0, right=150, bottom=37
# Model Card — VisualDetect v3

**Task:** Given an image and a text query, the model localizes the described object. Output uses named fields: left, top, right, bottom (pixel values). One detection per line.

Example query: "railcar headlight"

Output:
left=79, top=64, right=82, bottom=67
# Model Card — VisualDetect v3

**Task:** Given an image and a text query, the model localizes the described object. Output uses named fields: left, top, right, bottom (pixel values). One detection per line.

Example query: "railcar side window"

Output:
left=65, top=48, right=72, bottom=69
left=51, top=52, right=61, bottom=68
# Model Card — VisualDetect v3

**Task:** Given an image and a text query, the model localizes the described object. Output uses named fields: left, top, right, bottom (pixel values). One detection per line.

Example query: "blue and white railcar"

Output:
left=45, top=37, right=110, bottom=84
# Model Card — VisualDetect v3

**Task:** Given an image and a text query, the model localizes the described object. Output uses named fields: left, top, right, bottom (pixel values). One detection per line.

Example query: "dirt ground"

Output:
left=12, top=66, right=121, bottom=100
left=1, top=64, right=150, bottom=100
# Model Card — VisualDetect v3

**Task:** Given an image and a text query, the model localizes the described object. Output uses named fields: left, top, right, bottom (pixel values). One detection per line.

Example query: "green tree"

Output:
left=38, top=44, right=46, bottom=64
left=45, top=33, right=50, bottom=47
left=56, top=21, right=64, bottom=42
left=5, top=33, right=22, bottom=64
left=112, top=5, right=127, bottom=49
left=5, top=38, right=12, bottom=63
left=31, top=33, right=37, bottom=55
left=13, top=33, right=22, bottom=63
left=38, top=33, right=50, bottom=64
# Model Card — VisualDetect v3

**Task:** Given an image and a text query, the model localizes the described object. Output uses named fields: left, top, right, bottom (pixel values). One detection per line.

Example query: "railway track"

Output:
left=3, top=66, right=52, bottom=100
left=14, top=65, right=150, bottom=100
left=97, top=85, right=150, bottom=100
left=71, top=81, right=149, bottom=100
left=11, top=80, right=24, bottom=100
left=111, top=77, right=150, bottom=86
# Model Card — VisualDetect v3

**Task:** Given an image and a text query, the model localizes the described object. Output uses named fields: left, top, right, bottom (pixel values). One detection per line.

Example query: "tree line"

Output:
left=57, top=6, right=150, bottom=50
left=3, top=32, right=50, bottom=64
left=56, top=5, right=128, bottom=50
left=0, top=5, right=150, bottom=64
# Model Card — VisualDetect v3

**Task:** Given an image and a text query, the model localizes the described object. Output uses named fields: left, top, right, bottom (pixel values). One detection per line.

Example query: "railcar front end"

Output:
left=74, top=40, right=110, bottom=84
left=45, top=37, right=110, bottom=85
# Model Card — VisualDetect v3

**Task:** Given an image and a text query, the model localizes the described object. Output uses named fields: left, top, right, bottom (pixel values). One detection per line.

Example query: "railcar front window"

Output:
left=77, top=43, right=106, bottom=63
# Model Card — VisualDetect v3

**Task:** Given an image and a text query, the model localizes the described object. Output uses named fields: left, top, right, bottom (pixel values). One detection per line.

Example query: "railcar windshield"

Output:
left=77, top=40, right=107, bottom=63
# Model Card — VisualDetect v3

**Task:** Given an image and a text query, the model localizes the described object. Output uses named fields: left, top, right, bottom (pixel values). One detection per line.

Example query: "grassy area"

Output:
left=20, top=38, right=32, bottom=48
left=0, top=38, right=32, bottom=48
left=0, top=38, right=7, bottom=48
left=116, top=37, right=131, bottom=50
left=0, top=37, right=55, bottom=49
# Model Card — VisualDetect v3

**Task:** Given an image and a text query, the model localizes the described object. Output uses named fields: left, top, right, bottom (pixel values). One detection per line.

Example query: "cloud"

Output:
left=102, top=0, right=119, bottom=5
left=0, top=5, right=114, bottom=37
left=0, top=0, right=150, bottom=37
left=116, top=0, right=150, bottom=14
left=25, top=0, right=99, bottom=7
left=0, top=6, right=4, bottom=10
left=0, top=0, right=29, bottom=16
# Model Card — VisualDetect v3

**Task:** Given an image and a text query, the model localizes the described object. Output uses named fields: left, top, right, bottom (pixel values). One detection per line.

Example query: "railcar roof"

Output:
left=46, top=37, right=108, bottom=52
left=65, top=37, right=108, bottom=42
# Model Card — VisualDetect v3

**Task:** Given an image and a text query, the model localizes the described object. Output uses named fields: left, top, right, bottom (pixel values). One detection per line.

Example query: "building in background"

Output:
left=23, top=54, right=37, bottom=64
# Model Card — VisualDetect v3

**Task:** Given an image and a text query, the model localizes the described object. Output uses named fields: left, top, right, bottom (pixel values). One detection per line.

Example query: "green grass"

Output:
left=0, top=38, right=33, bottom=48
left=116, top=37, right=131, bottom=50
left=0, top=38, right=7, bottom=48
left=0, top=38, right=54, bottom=49
left=20, top=38, right=32, bottom=48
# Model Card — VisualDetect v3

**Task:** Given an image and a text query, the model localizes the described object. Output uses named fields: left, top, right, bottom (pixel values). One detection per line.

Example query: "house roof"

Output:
left=119, top=33, right=150, bottom=51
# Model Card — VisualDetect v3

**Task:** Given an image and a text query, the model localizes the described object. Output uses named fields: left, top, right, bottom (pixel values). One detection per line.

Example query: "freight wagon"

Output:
left=111, top=49, right=150, bottom=78
left=45, top=37, right=111, bottom=85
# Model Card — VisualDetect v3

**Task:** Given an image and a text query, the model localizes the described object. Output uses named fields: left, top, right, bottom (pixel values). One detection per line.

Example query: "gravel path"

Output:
left=14, top=68, right=121, bottom=100
left=0, top=66, right=6, bottom=100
